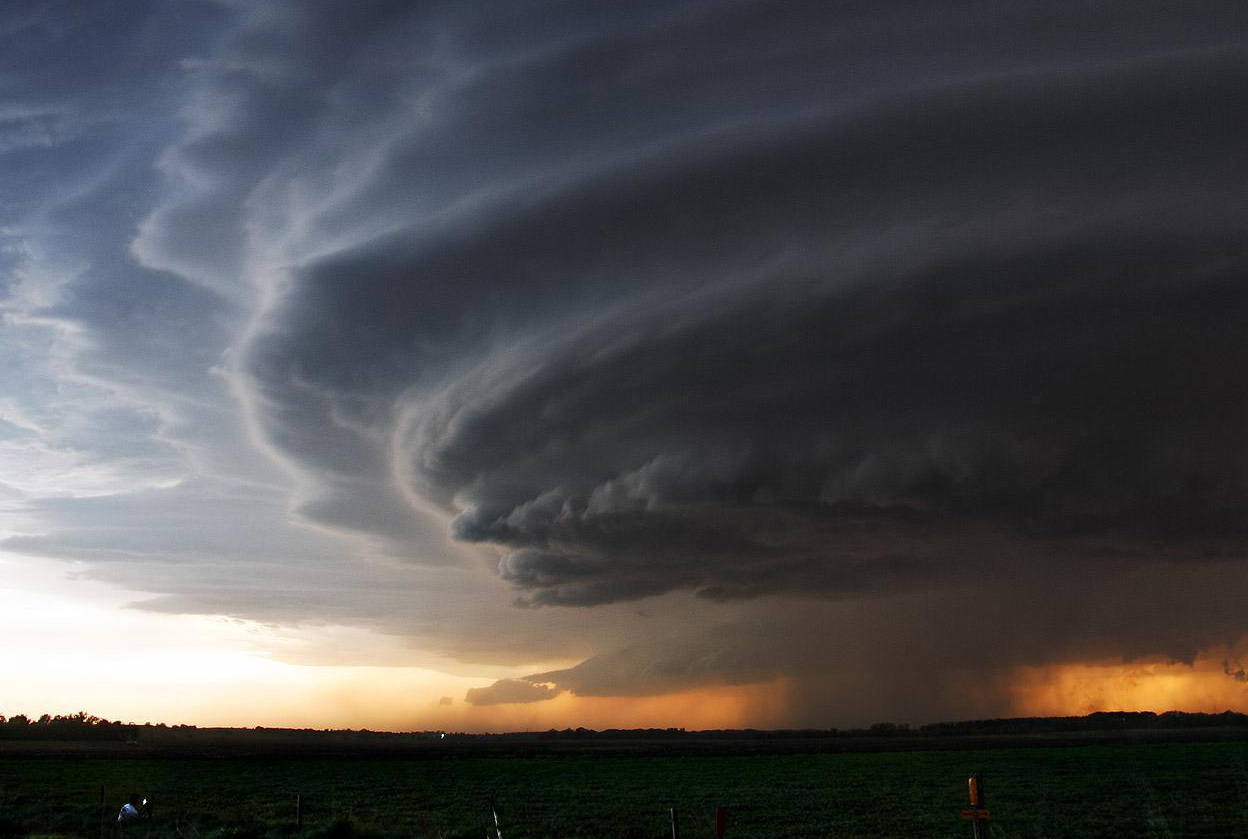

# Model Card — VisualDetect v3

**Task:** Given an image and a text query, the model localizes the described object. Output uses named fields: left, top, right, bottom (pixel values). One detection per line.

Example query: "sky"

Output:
left=3, top=0, right=1248, bottom=731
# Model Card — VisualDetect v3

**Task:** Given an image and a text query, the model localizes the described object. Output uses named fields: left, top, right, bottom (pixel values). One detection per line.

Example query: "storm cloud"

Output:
left=6, top=0, right=1248, bottom=725
left=237, top=6, right=1248, bottom=607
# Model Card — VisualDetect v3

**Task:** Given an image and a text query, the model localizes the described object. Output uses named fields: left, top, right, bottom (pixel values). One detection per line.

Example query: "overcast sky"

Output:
left=4, top=0, right=1248, bottom=729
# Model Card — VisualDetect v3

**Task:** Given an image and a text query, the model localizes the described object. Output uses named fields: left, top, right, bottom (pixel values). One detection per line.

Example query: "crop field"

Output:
left=4, top=740, right=1248, bottom=839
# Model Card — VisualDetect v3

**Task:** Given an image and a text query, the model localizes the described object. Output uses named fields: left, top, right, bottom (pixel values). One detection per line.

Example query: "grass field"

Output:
left=4, top=740, right=1248, bottom=839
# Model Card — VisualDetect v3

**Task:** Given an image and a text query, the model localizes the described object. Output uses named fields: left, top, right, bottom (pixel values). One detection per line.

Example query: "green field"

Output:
left=5, top=741, right=1248, bottom=839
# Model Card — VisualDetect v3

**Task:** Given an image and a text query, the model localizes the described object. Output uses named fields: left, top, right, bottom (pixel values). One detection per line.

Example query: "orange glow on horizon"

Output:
left=1006, top=651, right=1248, bottom=718
left=429, top=680, right=794, bottom=733
left=2, top=679, right=794, bottom=734
left=1, top=555, right=797, bottom=733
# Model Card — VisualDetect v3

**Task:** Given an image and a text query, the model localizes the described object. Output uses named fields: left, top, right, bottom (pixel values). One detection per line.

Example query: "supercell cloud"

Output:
left=241, top=2, right=1248, bottom=604
left=4, top=0, right=1248, bottom=723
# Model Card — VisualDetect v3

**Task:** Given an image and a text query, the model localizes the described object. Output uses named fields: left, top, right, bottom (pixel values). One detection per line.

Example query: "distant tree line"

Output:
left=494, top=711, right=1248, bottom=740
left=0, top=711, right=138, bottom=741
left=4, top=709, right=1248, bottom=742
left=914, top=710, right=1248, bottom=736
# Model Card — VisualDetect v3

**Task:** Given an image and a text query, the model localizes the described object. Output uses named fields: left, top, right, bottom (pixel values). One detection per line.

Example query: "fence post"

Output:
left=98, top=785, right=105, bottom=839
left=296, top=794, right=302, bottom=829
left=670, top=807, right=680, bottom=839
left=963, top=773, right=990, bottom=839
left=715, top=806, right=726, bottom=838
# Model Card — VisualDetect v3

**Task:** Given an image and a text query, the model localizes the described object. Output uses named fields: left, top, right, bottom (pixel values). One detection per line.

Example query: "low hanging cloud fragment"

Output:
left=464, top=678, right=564, bottom=706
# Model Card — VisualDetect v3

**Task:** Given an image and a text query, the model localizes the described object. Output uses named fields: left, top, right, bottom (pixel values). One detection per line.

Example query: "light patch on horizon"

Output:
left=0, top=555, right=494, bottom=729
left=0, top=552, right=790, bottom=731
left=1008, top=651, right=1248, bottom=718
left=442, top=681, right=794, bottom=733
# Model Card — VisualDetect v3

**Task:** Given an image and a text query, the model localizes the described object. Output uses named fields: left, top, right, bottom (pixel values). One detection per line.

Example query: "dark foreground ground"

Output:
left=6, top=733, right=1248, bottom=838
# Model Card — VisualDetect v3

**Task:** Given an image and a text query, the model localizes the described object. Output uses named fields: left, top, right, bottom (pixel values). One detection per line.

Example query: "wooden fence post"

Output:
left=715, top=806, right=726, bottom=838
left=669, top=807, right=680, bottom=839
left=959, top=773, right=990, bottom=839
left=296, top=794, right=303, bottom=829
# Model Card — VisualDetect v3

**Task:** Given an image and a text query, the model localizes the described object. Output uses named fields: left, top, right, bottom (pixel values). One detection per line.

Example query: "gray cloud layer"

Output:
left=6, top=0, right=1248, bottom=723
left=244, top=10, right=1248, bottom=607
